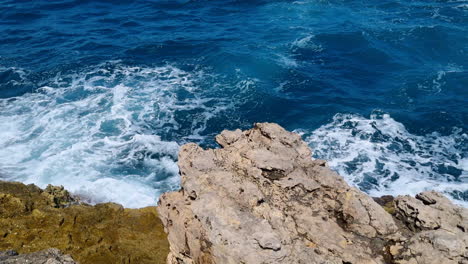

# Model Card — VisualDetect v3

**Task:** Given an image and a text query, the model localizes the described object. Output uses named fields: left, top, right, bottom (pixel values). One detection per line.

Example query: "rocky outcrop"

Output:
left=157, top=123, right=468, bottom=264
left=392, top=191, right=468, bottom=264
left=0, top=181, right=169, bottom=264
left=0, top=248, right=75, bottom=264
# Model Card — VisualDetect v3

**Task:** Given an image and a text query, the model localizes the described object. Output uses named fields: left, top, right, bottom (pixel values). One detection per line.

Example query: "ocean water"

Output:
left=0, top=0, right=466, bottom=208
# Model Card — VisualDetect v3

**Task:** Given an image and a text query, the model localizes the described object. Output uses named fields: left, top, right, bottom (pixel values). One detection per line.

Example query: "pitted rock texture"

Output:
left=0, top=248, right=76, bottom=264
left=157, top=123, right=468, bottom=264
left=392, top=191, right=468, bottom=264
left=0, top=181, right=169, bottom=264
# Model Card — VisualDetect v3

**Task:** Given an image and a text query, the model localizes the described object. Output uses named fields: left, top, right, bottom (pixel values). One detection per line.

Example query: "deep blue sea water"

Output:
left=0, top=0, right=467, bottom=207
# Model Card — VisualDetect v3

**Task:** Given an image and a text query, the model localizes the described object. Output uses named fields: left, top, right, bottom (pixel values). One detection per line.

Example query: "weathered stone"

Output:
left=392, top=191, right=468, bottom=264
left=0, top=181, right=169, bottom=264
left=43, top=184, right=78, bottom=208
left=157, top=123, right=468, bottom=264
left=158, top=123, right=400, bottom=264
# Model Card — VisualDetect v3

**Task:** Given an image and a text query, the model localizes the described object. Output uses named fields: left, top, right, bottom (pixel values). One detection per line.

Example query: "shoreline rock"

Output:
left=157, top=123, right=468, bottom=264
left=1, top=123, right=466, bottom=264
left=0, top=181, right=169, bottom=264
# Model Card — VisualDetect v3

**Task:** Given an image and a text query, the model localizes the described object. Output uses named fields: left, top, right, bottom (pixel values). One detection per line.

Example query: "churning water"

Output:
left=0, top=0, right=467, bottom=207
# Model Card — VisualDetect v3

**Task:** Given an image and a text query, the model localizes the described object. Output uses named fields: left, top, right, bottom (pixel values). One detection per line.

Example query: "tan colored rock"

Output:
left=158, top=123, right=400, bottom=264
left=158, top=123, right=468, bottom=264
left=395, top=191, right=468, bottom=232
left=392, top=191, right=468, bottom=264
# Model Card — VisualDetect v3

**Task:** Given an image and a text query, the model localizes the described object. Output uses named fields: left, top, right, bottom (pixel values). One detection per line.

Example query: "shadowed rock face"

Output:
left=0, top=181, right=169, bottom=264
left=157, top=123, right=468, bottom=264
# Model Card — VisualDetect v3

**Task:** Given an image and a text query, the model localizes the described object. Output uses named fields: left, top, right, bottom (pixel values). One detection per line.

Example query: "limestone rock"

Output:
left=392, top=191, right=468, bottom=264
left=0, top=248, right=76, bottom=264
left=394, top=191, right=467, bottom=232
left=0, top=181, right=169, bottom=264
left=157, top=123, right=468, bottom=264
left=157, top=123, right=399, bottom=264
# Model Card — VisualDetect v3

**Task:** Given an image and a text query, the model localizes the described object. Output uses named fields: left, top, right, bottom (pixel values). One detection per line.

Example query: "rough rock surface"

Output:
left=0, top=248, right=75, bottom=264
left=157, top=123, right=468, bottom=264
left=0, top=181, right=169, bottom=264
left=392, top=191, right=468, bottom=264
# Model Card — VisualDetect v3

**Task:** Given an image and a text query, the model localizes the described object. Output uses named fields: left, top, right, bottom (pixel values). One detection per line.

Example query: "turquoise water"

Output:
left=0, top=0, right=466, bottom=207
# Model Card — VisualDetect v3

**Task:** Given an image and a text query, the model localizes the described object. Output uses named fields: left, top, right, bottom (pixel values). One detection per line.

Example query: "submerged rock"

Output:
left=157, top=123, right=468, bottom=264
left=0, top=181, right=169, bottom=264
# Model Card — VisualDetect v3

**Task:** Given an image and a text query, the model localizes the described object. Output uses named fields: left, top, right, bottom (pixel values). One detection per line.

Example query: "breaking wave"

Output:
left=301, top=113, right=468, bottom=206
left=0, top=61, right=233, bottom=208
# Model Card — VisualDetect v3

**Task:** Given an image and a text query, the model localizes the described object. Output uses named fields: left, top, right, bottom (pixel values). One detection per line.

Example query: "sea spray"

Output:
left=0, top=62, right=233, bottom=207
left=300, top=113, right=468, bottom=206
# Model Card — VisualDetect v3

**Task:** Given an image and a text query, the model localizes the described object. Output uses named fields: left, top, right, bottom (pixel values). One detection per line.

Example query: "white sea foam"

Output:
left=1, top=63, right=466, bottom=208
left=291, top=34, right=323, bottom=52
left=276, top=54, right=299, bottom=68
left=299, top=113, right=468, bottom=207
left=416, top=64, right=464, bottom=94
left=0, top=62, right=230, bottom=208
